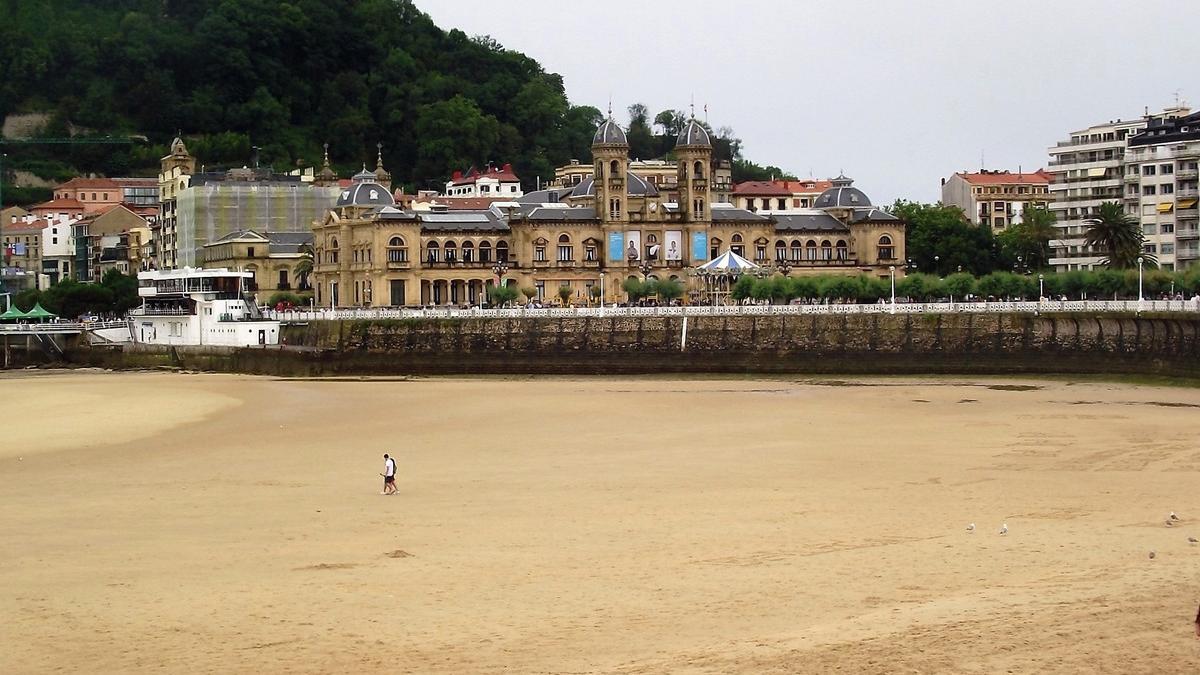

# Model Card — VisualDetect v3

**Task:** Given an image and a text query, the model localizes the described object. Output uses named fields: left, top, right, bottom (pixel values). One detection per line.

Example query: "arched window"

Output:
left=556, top=234, right=573, bottom=263
left=609, top=159, right=620, bottom=176
left=835, top=239, right=848, bottom=260
left=426, top=240, right=440, bottom=263
left=387, top=237, right=407, bottom=263
left=444, top=240, right=458, bottom=262
left=496, top=240, right=509, bottom=263
left=821, top=240, right=833, bottom=260
left=693, top=160, right=704, bottom=178
left=730, top=233, right=744, bottom=257
left=877, top=234, right=895, bottom=261
left=328, top=237, right=339, bottom=264
left=479, top=240, right=492, bottom=263
left=709, top=237, right=722, bottom=259
left=461, top=240, right=474, bottom=262
left=805, top=239, right=818, bottom=261
left=790, top=239, right=803, bottom=261
left=731, top=233, right=743, bottom=243
left=775, top=239, right=786, bottom=261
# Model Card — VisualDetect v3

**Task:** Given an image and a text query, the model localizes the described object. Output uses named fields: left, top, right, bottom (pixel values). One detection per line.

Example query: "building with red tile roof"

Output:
left=445, top=163, right=523, bottom=198
left=941, top=169, right=1052, bottom=230
left=732, top=179, right=834, bottom=212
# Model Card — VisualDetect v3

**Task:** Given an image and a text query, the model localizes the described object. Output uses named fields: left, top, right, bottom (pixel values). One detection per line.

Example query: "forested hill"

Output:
left=0, top=0, right=788, bottom=192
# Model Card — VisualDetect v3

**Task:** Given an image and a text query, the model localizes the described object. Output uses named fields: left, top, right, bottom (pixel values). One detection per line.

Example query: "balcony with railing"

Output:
left=1176, top=224, right=1200, bottom=239
left=1177, top=169, right=1198, bottom=180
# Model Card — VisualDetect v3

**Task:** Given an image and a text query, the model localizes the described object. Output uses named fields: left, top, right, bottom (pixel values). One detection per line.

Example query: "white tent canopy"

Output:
left=697, top=250, right=759, bottom=274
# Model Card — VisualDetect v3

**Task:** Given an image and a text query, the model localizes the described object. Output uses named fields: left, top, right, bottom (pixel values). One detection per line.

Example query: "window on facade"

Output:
left=1161, top=164, right=1174, bottom=174
left=1162, top=243, right=1175, bottom=254
left=387, top=236, right=408, bottom=262
left=329, top=238, right=339, bottom=264
left=877, top=235, right=895, bottom=261
left=775, top=240, right=786, bottom=260
left=584, top=242, right=597, bottom=261
left=820, top=240, right=833, bottom=260
left=790, top=240, right=802, bottom=261
left=444, top=240, right=457, bottom=262
left=479, top=241, right=492, bottom=262
left=1144, top=165, right=1157, bottom=176
left=1144, top=244, right=1157, bottom=254
left=426, top=241, right=439, bottom=263
left=694, top=199, right=704, bottom=216
left=1162, top=184, right=1174, bottom=194
left=776, top=198, right=786, bottom=210
left=610, top=160, right=619, bottom=176
left=535, top=246, right=547, bottom=262
left=461, top=240, right=474, bottom=262
left=557, top=234, right=572, bottom=262
left=835, top=240, right=848, bottom=260
left=693, top=160, right=703, bottom=178
left=1144, top=185, right=1157, bottom=196
left=609, top=198, right=621, bottom=219
left=1162, top=223, right=1175, bottom=234
left=496, top=241, right=509, bottom=262
left=805, top=240, right=817, bottom=260
left=710, top=238, right=722, bottom=259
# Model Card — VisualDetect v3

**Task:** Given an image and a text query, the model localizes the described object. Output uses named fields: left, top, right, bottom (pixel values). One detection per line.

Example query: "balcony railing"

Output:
left=1175, top=189, right=1198, bottom=199
left=1124, top=174, right=1140, bottom=183
left=386, top=259, right=411, bottom=270
left=1176, top=169, right=1198, bottom=180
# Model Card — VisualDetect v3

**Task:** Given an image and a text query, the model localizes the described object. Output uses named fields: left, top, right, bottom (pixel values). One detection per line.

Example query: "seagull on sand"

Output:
left=1149, top=551, right=1156, bottom=559
left=967, top=523, right=975, bottom=533
left=1166, top=519, right=1175, bottom=528
left=999, top=523, right=1008, bottom=536
left=1170, top=512, right=1180, bottom=521
left=1188, top=537, right=1198, bottom=545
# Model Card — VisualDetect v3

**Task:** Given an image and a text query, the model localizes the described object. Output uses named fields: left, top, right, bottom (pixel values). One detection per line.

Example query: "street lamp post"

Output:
left=599, top=271, right=605, bottom=311
left=1038, top=273, right=1044, bottom=302
left=491, top=262, right=508, bottom=307
left=1137, top=256, right=1144, bottom=307
left=889, top=265, right=896, bottom=314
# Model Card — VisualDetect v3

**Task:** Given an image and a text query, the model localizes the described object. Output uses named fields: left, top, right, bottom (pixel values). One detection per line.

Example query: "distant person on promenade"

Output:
left=381, top=453, right=397, bottom=495
left=1195, top=602, right=1200, bottom=638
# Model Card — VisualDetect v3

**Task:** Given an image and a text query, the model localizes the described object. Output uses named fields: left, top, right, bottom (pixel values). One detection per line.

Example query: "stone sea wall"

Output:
left=58, top=312, right=1200, bottom=379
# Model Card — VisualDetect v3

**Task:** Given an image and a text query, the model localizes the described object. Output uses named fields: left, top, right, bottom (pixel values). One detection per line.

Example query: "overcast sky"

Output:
left=418, top=0, right=1199, bottom=204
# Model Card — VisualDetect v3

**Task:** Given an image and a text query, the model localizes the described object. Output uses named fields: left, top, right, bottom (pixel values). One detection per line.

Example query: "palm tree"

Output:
left=294, top=245, right=314, bottom=290
left=1084, top=202, right=1154, bottom=269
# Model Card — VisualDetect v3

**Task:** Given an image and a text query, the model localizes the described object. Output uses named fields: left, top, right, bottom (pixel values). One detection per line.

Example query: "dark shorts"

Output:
left=384, top=475, right=395, bottom=484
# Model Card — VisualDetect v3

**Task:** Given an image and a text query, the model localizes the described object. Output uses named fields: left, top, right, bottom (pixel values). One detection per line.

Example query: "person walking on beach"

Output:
left=381, top=453, right=397, bottom=495
left=1195, top=602, right=1200, bottom=638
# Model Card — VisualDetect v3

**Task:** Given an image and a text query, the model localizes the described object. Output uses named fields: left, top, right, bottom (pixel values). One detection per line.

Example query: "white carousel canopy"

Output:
left=697, top=250, right=759, bottom=273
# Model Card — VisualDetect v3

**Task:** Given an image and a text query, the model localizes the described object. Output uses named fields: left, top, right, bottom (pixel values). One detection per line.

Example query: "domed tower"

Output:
left=675, top=118, right=712, bottom=222
left=592, top=115, right=629, bottom=224
left=814, top=174, right=871, bottom=221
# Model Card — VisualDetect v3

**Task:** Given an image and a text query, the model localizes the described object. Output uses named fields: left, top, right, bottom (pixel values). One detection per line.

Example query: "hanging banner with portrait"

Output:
left=691, top=231, right=708, bottom=261
left=607, top=231, right=624, bottom=263
left=664, top=231, right=683, bottom=262
left=625, top=230, right=642, bottom=263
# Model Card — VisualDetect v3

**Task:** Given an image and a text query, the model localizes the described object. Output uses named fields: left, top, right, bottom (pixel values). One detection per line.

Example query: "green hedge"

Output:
left=728, top=268, right=1200, bottom=304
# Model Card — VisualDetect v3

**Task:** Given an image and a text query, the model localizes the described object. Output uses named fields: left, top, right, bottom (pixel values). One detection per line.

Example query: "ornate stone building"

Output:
left=311, top=117, right=905, bottom=307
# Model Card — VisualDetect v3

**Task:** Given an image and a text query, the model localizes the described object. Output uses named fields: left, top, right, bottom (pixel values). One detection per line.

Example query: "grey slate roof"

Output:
left=772, top=211, right=850, bottom=232
left=210, top=229, right=268, bottom=243
left=523, top=206, right=598, bottom=221
left=337, top=180, right=395, bottom=207
left=569, top=173, right=659, bottom=198
left=517, top=188, right=576, bottom=204
left=266, top=231, right=314, bottom=254
left=593, top=118, right=628, bottom=145
left=710, top=207, right=770, bottom=222
left=850, top=207, right=899, bottom=223
left=418, top=210, right=509, bottom=232
left=676, top=119, right=712, bottom=148
left=814, top=175, right=872, bottom=209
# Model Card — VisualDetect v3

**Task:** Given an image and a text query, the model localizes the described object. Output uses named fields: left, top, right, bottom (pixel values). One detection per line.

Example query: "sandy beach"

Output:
left=3, top=371, right=1200, bottom=673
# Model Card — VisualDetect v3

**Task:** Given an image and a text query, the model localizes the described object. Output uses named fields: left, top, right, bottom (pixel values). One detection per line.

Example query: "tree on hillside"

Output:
left=890, top=200, right=1001, bottom=275
left=654, top=109, right=688, bottom=138
left=1084, top=201, right=1153, bottom=269
left=626, top=103, right=656, bottom=160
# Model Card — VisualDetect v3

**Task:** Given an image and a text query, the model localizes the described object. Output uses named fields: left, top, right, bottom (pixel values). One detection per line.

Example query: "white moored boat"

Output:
left=131, top=268, right=281, bottom=346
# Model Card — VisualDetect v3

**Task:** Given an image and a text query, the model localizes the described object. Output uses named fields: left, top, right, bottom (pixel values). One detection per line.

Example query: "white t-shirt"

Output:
left=384, top=457, right=396, bottom=477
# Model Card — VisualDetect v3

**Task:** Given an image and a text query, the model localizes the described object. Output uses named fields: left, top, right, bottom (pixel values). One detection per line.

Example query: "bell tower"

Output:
left=675, top=118, right=712, bottom=223
left=592, top=114, right=629, bottom=225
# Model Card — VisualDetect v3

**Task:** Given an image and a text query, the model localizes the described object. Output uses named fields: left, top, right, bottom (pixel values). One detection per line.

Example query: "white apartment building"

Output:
left=40, top=214, right=77, bottom=284
left=1123, top=109, right=1200, bottom=271
left=1046, top=106, right=1188, bottom=271
left=445, top=164, right=523, bottom=198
